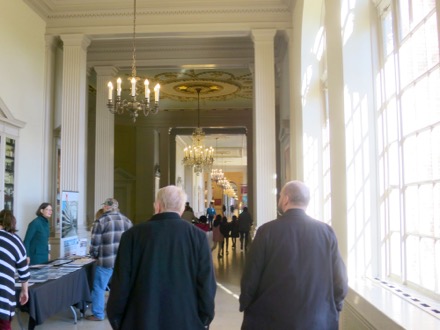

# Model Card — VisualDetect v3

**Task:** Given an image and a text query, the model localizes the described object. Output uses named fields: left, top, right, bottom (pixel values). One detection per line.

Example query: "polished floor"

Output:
left=12, top=243, right=246, bottom=330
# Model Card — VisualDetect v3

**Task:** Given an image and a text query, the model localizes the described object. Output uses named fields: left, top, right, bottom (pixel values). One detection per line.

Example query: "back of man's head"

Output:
left=283, top=181, right=310, bottom=209
left=155, top=185, right=187, bottom=214
left=102, top=198, right=120, bottom=212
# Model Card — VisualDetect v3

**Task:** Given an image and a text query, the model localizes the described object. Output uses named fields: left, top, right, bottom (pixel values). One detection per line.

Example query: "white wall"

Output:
left=0, top=1, right=47, bottom=234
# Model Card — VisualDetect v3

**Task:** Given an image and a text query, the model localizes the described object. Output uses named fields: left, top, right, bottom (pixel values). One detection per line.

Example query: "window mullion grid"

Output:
left=392, top=0, right=409, bottom=286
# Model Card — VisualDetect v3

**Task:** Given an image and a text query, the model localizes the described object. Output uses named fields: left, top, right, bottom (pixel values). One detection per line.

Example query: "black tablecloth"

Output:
left=16, top=261, right=95, bottom=327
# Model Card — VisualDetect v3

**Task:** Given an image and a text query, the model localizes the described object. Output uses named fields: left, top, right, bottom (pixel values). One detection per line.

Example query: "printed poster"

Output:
left=60, top=191, right=79, bottom=257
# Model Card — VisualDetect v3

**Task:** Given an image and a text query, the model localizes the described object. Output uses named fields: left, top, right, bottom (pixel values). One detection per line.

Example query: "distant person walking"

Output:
left=230, top=215, right=239, bottom=249
left=206, top=202, right=216, bottom=228
left=238, top=207, right=253, bottom=251
left=212, top=214, right=224, bottom=258
left=240, top=181, right=348, bottom=329
left=220, top=216, right=231, bottom=255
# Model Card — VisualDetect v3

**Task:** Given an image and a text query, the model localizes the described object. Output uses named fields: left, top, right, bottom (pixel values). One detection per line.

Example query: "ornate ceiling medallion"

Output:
left=155, top=69, right=252, bottom=102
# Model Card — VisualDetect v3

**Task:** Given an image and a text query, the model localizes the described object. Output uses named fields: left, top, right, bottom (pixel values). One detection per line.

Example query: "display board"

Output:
left=60, top=191, right=79, bottom=257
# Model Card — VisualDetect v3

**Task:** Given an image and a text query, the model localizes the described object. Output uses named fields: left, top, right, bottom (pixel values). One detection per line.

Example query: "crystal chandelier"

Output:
left=182, top=88, right=214, bottom=175
left=106, top=0, right=160, bottom=123
left=211, top=138, right=224, bottom=182
left=211, top=168, right=224, bottom=182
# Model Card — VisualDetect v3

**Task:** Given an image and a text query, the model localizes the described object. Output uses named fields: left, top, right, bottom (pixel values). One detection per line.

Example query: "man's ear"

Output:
left=153, top=202, right=160, bottom=214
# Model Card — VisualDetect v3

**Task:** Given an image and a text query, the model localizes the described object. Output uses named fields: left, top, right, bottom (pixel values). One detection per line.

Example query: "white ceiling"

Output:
left=23, top=0, right=292, bottom=169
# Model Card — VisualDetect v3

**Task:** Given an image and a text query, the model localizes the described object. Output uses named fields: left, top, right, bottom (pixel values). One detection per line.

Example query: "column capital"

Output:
left=45, top=35, right=60, bottom=49
left=60, top=34, right=91, bottom=50
left=94, top=66, right=119, bottom=77
left=251, top=29, right=277, bottom=43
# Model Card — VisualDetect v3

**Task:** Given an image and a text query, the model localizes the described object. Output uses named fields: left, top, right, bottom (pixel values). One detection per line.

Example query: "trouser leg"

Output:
left=91, top=266, right=113, bottom=319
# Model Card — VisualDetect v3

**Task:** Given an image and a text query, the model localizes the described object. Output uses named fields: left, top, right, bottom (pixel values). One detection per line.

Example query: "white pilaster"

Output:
left=251, top=29, right=277, bottom=228
left=59, top=34, right=91, bottom=236
left=94, top=66, right=117, bottom=211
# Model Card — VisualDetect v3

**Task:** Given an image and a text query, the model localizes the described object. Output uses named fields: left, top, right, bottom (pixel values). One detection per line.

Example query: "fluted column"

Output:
left=251, top=29, right=277, bottom=227
left=43, top=35, right=57, bottom=212
left=94, top=66, right=117, bottom=212
left=59, top=34, right=91, bottom=236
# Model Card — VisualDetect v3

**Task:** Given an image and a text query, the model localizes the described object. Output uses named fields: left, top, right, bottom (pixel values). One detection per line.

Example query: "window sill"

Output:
left=345, top=278, right=440, bottom=329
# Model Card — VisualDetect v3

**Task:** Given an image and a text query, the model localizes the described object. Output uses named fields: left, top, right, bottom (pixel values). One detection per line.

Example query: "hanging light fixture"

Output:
left=216, top=152, right=229, bottom=189
left=106, top=0, right=160, bottom=123
left=182, top=88, right=215, bottom=175
left=211, top=138, right=224, bottom=182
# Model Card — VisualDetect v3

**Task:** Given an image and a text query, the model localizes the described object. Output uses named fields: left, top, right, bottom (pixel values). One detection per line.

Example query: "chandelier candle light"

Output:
left=107, top=0, right=160, bottom=122
left=182, top=88, right=215, bottom=175
left=211, top=139, right=225, bottom=182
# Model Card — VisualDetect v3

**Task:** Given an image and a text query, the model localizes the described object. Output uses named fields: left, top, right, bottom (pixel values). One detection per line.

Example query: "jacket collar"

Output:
left=150, top=212, right=182, bottom=221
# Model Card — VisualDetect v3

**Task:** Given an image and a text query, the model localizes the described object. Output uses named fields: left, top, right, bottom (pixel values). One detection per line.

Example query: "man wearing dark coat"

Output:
left=237, top=206, right=253, bottom=250
left=239, top=180, right=348, bottom=330
left=107, top=185, right=216, bottom=330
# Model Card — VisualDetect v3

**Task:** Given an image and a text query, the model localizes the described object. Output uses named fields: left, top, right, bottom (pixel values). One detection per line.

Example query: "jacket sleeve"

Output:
left=330, top=230, right=348, bottom=311
left=89, top=220, right=102, bottom=258
left=23, top=220, right=36, bottom=256
left=196, top=231, right=216, bottom=326
left=239, top=227, right=265, bottom=312
left=106, top=231, right=133, bottom=330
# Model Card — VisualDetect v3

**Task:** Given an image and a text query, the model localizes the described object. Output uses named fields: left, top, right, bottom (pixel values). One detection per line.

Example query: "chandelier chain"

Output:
left=132, top=0, right=137, bottom=78
left=106, top=0, right=160, bottom=123
left=182, top=87, right=214, bottom=175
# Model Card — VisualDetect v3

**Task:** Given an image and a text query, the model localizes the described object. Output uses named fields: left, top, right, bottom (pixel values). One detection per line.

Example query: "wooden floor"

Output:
left=13, top=242, right=245, bottom=330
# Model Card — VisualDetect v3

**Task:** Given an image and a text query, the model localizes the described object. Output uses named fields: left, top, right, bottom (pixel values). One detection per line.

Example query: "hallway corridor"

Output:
left=12, top=245, right=246, bottom=330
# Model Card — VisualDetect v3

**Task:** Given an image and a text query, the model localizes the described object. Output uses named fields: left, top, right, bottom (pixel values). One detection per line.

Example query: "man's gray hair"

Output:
left=283, top=180, right=310, bottom=207
left=156, top=185, right=187, bottom=214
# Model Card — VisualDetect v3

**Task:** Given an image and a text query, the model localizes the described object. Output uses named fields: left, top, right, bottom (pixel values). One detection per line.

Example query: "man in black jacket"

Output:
left=107, top=185, right=216, bottom=330
left=238, top=207, right=253, bottom=250
left=239, top=181, right=348, bottom=330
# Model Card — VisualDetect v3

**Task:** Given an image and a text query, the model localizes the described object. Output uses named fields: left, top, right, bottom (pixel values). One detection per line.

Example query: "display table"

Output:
left=16, top=259, right=95, bottom=330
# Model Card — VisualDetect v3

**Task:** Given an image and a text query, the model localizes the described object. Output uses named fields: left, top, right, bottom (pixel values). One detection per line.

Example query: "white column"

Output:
left=196, top=174, right=204, bottom=217
left=286, top=26, right=304, bottom=181
left=43, top=35, right=57, bottom=208
left=184, top=166, right=194, bottom=207
left=94, top=66, right=117, bottom=212
left=207, top=175, right=212, bottom=209
left=59, top=34, right=91, bottom=237
left=251, top=29, right=277, bottom=228
left=325, top=0, right=347, bottom=260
